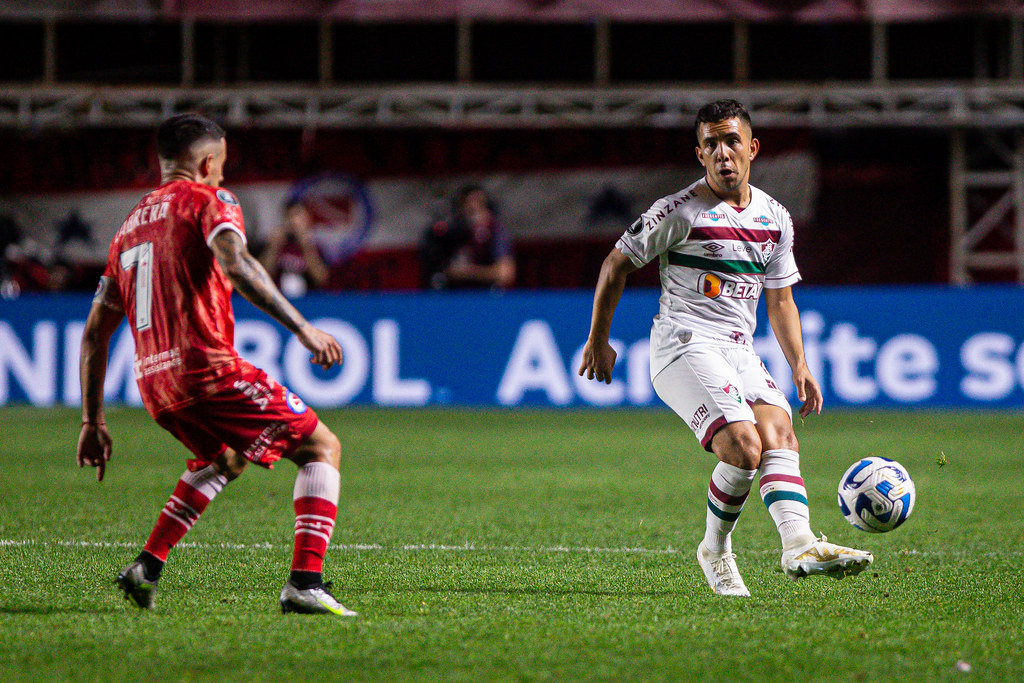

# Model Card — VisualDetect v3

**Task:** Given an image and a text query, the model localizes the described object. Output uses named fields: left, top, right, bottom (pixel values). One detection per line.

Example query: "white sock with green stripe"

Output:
left=758, top=449, right=816, bottom=551
left=703, top=462, right=757, bottom=554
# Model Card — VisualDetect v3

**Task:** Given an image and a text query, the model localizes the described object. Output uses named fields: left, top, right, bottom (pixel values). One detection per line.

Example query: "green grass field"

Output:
left=1, top=406, right=1021, bottom=682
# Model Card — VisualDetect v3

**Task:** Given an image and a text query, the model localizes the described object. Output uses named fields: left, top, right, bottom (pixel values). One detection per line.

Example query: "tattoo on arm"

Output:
left=213, top=232, right=308, bottom=335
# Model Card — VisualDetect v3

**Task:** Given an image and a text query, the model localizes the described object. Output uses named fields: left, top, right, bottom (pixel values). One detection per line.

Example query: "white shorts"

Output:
left=652, top=337, right=792, bottom=452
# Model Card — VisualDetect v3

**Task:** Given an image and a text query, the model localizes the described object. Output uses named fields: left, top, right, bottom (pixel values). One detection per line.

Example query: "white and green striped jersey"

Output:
left=616, top=177, right=801, bottom=378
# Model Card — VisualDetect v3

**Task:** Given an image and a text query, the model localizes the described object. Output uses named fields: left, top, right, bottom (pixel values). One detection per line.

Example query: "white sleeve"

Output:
left=765, top=209, right=801, bottom=288
left=616, top=196, right=690, bottom=268
left=206, top=222, right=247, bottom=247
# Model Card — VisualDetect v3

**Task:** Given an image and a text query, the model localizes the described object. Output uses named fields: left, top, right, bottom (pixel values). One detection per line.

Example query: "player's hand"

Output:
left=578, top=338, right=617, bottom=384
left=299, top=325, right=343, bottom=370
left=77, top=423, right=113, bottom=482
left=793, top=365, right=823, bottom=418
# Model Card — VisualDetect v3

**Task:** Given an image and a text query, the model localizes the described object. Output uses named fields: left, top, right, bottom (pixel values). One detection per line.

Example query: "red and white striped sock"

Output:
left=291, top=461, right=339, bottom=575
left=143, top=465, right=228, bottom=562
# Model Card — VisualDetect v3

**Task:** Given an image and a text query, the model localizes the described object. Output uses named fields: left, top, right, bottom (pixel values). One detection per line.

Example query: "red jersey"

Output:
left=101, top=179, right=247, bottom=416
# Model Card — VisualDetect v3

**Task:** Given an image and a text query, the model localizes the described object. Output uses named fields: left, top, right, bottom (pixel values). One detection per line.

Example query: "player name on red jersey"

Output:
left=117, top=199, right=172, bottom=239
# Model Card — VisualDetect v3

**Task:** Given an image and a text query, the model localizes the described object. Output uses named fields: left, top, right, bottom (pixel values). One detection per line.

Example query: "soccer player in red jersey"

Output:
left=76, top=113, right=355, bottom=616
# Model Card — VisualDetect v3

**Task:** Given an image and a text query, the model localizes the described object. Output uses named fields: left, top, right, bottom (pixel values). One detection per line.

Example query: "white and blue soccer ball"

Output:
left=837, top=457, right=915, bottom=533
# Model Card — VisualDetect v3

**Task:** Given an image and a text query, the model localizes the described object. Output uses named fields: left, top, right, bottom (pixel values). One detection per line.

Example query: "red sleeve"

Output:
left=97, top=237, right=124, bottom=311
left=198, top=187, right=246, bottom=246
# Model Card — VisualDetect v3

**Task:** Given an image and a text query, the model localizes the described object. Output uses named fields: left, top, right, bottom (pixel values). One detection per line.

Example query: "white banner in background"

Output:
left=0, top=153, right=817, bottom=263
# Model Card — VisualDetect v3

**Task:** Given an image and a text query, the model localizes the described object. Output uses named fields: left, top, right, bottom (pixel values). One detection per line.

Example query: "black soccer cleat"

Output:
left=115, top=560, right=158, bottom=610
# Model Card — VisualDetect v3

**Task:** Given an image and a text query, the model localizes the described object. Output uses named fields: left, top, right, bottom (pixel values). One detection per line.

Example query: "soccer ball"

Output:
left=837, top=457, right=915, bottom=533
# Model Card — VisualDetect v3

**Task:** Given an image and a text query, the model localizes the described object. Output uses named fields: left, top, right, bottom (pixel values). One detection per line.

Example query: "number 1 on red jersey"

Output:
left=120, top=241, right=154, bottom=331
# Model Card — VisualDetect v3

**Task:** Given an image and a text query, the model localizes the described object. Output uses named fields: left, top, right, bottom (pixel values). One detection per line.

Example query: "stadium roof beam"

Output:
left=4, top=84, right=1024, bottom=130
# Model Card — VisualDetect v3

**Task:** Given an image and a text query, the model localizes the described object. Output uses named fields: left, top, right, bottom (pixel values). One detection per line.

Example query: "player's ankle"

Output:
left=137, top=550, right=165, bottom=581
left=782, top=532, right=817, bottom=552
left=289, top=570, right=323, bottom=590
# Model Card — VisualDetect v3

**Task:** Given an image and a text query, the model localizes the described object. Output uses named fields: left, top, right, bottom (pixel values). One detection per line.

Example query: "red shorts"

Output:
left=154, top=362, right=319, bottom=471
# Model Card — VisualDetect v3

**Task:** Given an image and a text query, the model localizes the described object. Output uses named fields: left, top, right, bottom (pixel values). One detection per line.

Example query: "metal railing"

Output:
left=3, top=83, right=1024, bottom=130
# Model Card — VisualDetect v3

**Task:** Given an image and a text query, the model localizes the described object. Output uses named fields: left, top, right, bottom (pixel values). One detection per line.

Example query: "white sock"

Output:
left=180, top=464, right=229, bottom=500
left=703, top=462, right=757, bottom=554
left=758, top=449, right=816, bottom=550
left=293, top=461, right=340, bottom=503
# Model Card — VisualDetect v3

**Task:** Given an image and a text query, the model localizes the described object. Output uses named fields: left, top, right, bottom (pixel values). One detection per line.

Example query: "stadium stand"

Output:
left=0, top=2, right=1021, bottom=289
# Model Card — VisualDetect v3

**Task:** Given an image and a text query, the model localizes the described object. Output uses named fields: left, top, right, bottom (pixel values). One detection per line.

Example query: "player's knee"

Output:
left=292, top=427, right=340, bottom=468
left=762, top=422, right=799, bottom=452
left=730, top=442, right=762, bottom=470
left=320, top=429, right=341, bottom=468
left=754, top=404, right=799, bottom=452
left=775, top=430, right=799, bottom=452
left=214, top=449, right=248, bottom=481
left=713, top=428, right=762, bottom=470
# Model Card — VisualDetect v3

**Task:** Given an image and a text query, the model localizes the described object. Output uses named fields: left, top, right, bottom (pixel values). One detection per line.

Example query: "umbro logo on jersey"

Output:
left=627, top=217, right=643, bottom=235
left=704, top=242, right=724, bottom=253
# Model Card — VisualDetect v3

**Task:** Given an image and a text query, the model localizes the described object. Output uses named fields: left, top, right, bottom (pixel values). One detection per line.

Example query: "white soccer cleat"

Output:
left=781, top=535, right=873, bottom=580
left=697, top=541, right=751, bottom=597
left=279, top=581, right=358, bottom=616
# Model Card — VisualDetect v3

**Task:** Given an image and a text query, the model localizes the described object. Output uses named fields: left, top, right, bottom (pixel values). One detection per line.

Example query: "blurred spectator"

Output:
left=51, top=210, right=100, bottom=291
left=586, top=184, right=635, bottom=232
left=258, top=199, right=330, bottom=298
left=1, top=213, right=21, bottom=298
left=47, top=258, right=76, bottom=292
left=1, top=210, right=102, bottom=294
left=57, top=210, right=94, bottom=246
left=420, top=184, right=515, bottom=290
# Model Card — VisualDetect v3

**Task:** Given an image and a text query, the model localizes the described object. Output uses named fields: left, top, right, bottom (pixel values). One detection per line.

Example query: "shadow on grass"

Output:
left=0, top=604, right=122, bottom=615
left=360, top=586, right=681, bottom=597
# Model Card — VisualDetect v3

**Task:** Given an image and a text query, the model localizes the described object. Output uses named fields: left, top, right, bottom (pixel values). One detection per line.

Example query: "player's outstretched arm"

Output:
left=77, top=295, right=124, bottom=481
left=764, top=286, right=823, bottom=417
left=579, top=248, right=638, bottom=384
left=211, top=230, right=342, bottom=370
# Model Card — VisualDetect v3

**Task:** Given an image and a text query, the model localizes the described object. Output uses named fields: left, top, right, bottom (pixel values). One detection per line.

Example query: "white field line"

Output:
left=0, top=538, right=1015, bottom=557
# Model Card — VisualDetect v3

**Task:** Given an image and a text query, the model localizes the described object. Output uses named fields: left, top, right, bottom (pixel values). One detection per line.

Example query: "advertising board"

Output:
left=3, top=286, right=1024, bottom=409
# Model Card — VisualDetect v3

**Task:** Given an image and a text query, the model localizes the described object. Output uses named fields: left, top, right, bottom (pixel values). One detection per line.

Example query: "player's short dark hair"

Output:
left=694, top=99, right=752, bottom=140
left=156, top=113, right=226, bottom=161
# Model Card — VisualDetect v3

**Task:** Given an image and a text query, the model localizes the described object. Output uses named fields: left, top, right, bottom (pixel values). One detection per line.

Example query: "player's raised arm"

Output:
left=77, top=283, right=125, bottom=481
left=209, top=229, right=342, bottom=370
left=764, top=285, right=823, bottom=417
left=579, top=248, right=638, bottom=383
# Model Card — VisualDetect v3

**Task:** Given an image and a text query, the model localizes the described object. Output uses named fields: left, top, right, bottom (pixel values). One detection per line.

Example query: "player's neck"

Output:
left=705, top=175, right=751, bottom=209
left=159, top=157, right=201, bottom=185
left=161, top=169, right=198, bottom=185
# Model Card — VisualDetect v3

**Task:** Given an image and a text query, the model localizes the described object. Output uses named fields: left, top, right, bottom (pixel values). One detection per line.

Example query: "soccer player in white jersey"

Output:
left=579, top=99, right=872, bottom=597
